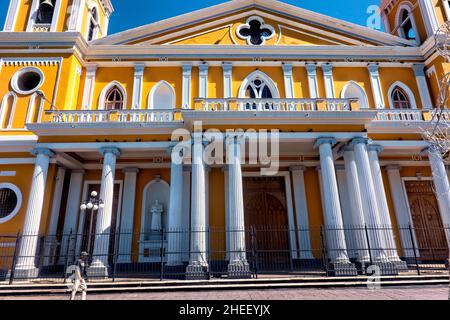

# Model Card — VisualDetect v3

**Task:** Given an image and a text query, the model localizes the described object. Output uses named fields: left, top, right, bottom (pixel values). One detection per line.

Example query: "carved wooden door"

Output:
left=405, top=181, right=448, bottom=261
left=243, top=177, right=290, bottom=268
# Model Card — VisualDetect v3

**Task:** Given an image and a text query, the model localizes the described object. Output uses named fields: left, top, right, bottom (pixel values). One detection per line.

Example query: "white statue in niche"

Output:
left=150, top=200, right=164, bottom=231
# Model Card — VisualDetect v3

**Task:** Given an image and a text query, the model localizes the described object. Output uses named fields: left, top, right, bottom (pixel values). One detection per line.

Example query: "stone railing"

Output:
left=375, top=109, right=424, bottom=121
left=194, top=98, right=358, bottom=112
left=44, top=109, right=178, bottom=124
left=32, top=24, right=51, bottom=32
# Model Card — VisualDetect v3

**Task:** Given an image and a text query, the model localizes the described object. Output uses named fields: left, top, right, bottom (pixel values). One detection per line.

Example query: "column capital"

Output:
left=282, top=62, right=293, bottom=75
left=367, top=144, right=384, bottom=153
left=32, top=148, right=55, bottom=158
left=222, top=62, right=233, bottom=74
left=322, top=63, right=333, bottom=75
left=122, top=167, right=139, bottom=174
left=199, top=63, right=209, bottom=74
left=412, top=63, right=426, bottom=76
left=349, top=137, right=371, bottom=147
left=314, top=137, right=337, bottom=149
left=99, top=146, right=121, bottom=157
left=306, top=63, right=317, bottom=75
left=85, top=63, right=98, bottom=75
left=134, top=63, right=145, bottom=75
left=385, top=164, right=401, bottom=171
left=182, top=63, right=193, bottom=75
left=290, top=165, right=306, bottom=172
left=367, top=63, right=379, bottom=74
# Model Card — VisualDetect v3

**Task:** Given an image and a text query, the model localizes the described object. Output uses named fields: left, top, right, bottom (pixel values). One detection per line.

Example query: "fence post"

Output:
left=9, top=230, right=21, bottom=285
left=63, top=230, right=73, bottom=280
left=207, top=228, right=211, bottom=280
left=364, top=225, right=373, bottom=269
left=112, top=231, right=119, bottom=283
left=320, top=226, right=329, bottom=277
left=408, top=224, right=420, bottom=276
left=252, top=226, right=258, bottom=279
left=160, top=228, right=165, bottom=281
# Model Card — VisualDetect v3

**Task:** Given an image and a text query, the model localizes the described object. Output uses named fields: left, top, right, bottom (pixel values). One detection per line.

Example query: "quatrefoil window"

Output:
left=237, top=16, right=275, bottom=45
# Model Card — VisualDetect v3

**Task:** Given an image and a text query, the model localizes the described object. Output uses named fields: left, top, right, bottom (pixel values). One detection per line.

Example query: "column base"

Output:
left=356, top=261, right=399, bottom=276
left=391, top=259, right=408, bottom=272
left=328, top=262, right=358, bottom=277
left=185, top=264, right=209, bottom=280
left=227, top=261, right=251, bottom=279
left=87, top=261, right=109, bottom=279
left=10, top=266, right=39, bottom=280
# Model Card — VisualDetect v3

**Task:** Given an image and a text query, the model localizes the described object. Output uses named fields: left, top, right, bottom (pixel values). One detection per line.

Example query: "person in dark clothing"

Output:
left=70, top=251, right=89, bottom=301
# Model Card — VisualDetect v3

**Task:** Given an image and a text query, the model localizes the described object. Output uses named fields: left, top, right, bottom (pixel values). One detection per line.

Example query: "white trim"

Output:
left=306, top=63, right=319, bottom=99
left=412, top=64, right=433, bottom=109
left=11, top=67, right=45, bottom=96
left=68, top=0, right=87, bottom=32
left=82, top=64, right=98, bottom=110
left=242, top=171, right=298, bottom=259
left=0, top=183, right=23, bottom=224
left=388, top=81, right=418, bottom=109
left=3, top=0, right=20, bottom=31
left=418, top=0, right=440, bottom=37
left=282, top=63, right=294, bottom=99
left=341, top=81, right=369, bottom=109
left=132, top=63, right=145, bottom=109
left=85, top=3, right=100, bottom=41
left=148, top=80, right=176, bottom=110
left=182, top=63, right=192, bottom=109
left=395, top=2, right=421, bottom=44
left=222, top=63, right=233, bottom=98
left=0, top=92, right=17, bottom=129
left=198, top=63, right=209, bottom=99
left=368, top=63, right=385, bottom=109
left=236, top=16, right=276, bottom=46
left=322, top=63, right=335, bottom=98
left=98, top=80, right=127, bottom=110
left=443, top=0, right=450, bottom=21
left=238, top=70, right=280, bottom=99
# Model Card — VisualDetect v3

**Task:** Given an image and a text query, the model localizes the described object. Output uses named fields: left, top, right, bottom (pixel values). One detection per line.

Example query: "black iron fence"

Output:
left=0, top=225, right=449, bottom=284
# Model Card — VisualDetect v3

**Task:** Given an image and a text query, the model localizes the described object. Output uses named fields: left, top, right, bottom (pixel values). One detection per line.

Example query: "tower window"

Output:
left=104, top=86, right=124, bottom=110
left=36, top=0, right=56, bottom=25
left=398, top=8, right=417, bottom=41
left=391, top=87, right=411, bottom=109
left=88, top=8, right=99, bottom=41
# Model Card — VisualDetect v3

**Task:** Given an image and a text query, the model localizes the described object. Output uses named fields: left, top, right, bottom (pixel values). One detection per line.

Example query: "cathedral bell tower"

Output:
left=3, top=0, right=114, bottom=41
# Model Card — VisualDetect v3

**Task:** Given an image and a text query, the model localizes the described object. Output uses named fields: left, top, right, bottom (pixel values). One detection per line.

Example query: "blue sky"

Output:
left=0, top=0, right=382, bottom=34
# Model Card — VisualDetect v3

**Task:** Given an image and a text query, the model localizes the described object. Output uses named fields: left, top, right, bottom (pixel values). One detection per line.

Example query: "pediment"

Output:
left=93, top=0, right=414, bottom=47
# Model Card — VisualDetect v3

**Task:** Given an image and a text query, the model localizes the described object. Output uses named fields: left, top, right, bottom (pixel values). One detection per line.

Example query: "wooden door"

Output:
left=405, top=181, right=449, bottom=261
left=243, top=177, right=290, bottom=268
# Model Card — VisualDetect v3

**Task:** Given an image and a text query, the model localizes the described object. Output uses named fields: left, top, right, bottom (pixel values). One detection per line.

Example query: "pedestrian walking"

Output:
left=70, top=251, right=89, bottom=301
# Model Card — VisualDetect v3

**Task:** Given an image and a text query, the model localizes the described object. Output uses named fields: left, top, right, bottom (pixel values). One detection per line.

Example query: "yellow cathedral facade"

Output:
left=0, top=0, right=449, bottom=280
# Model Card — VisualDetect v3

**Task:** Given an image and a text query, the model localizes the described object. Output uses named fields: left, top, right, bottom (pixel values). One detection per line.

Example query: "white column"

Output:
left=341, top=149, right=370, bottom=262
left=223, top=167, right=230, bottom=259
left=290, top=166, right=314, bottom=259
left=428, top=147, right=450, bottom=245
left=199, top=63, right=209, bottom=99
left=419, top=0, right=440, bottom=37
left=182, top=167, right=191, bottom=262
left=386, top=165, right=417, bottom=258
left=43, top=166, right=66, bottom=266
left=322, top=63, right=335, bottom=98
left=89, top=147, right=120, bottom=277
left=306, top=63, right=319, bottom=99
left=283, top=63, right=295, bottom=98
left=117, top=167, right=139, bottom=263
left=182, top=63, right=192, bottom=109
left=82, top=64, right=98, bottom=110
left=222, top=62, right=233, bottom=99
left=187, top=134, right=208, bottom=275
left=444, top=0, right=450, bottom=21
left=68, top=0, right=86, bottom=31
left=15, top=148, right=54, bottom=277
left=131, top=63, right=145, bottom=109
left=59, top=170, right=85, bottom=265
left=226, top=136, right=250, bottom=276
left=351, top=138, right=388, bottom=263
left=314, top=138, right=350, bottom=263
left=166, top=148, right=184, bottom=266
left=368, top=63, right=385, bottom=109
left=413, top=63, right=433, bottom=109
left=3, top=0, right=20, bottom=31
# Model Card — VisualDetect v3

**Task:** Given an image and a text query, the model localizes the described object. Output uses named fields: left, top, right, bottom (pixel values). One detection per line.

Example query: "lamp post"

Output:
left=80, top=191, right=104, bottom=256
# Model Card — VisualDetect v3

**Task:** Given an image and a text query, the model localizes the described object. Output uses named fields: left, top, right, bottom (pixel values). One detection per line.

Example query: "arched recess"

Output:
left=98, top=81, right=127, bottom=110
left=0, top=92, right=17, bottom=129
left=26, top=91, right=45, bottom=124
left=388, top=81, right=417, bottom=109
left=140, top=178, right=171, bottom=240
left=148, top=81, right=176, bottom=109
left=86, top=5, right=99, bottom=41
left=340, top=81, right=369, bottom=109
left=238, top=70, right=280, bottom=99
left=395, top=2, right=421, bottom=44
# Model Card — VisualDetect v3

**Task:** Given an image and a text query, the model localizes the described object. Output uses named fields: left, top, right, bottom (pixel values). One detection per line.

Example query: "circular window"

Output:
left=11, top=67, right=44, bottom=95
left=0, top=183, right=22, bottom=224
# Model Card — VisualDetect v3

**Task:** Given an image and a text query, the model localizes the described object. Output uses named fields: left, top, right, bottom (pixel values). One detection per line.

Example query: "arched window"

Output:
left=239, top=71, right=279, bottom=110
left=26, top=92, right=45, bottom=124
left=396, top=5, right=419, bottom=43
left=391, top=86, right=411, bottom=109
left=104, top=87, right=124, bottom=110
left=88, top=7, right=99, bottom=42
left=0, top=92, right=17, bottom=129
left=341, top=81, right=369, bottom=109
left=36, top=0, right=56, bottom=25
left=149, top=81, right=175, bottom=109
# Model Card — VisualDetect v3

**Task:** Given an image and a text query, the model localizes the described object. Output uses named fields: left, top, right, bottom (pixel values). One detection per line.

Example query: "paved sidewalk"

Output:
left=0, top=285, right=448, bottom=300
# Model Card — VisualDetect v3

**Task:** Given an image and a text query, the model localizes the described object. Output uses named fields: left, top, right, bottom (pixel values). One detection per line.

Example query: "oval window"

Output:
left=11, top=67, right=44, bottom=95
left=0, top=184, right=22, bottom=224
